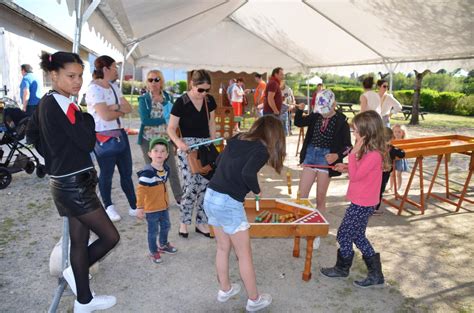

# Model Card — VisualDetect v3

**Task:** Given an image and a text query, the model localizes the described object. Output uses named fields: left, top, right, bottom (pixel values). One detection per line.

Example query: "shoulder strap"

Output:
left=108, top=83, right=121, bottom=128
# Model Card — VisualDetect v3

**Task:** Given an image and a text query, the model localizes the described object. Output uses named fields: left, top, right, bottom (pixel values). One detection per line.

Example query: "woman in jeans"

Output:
left=85, top=55, right=136, bottom=221
left=137, top=70, right=182, bottom=204
left=167, top=70, right=216, bottom=238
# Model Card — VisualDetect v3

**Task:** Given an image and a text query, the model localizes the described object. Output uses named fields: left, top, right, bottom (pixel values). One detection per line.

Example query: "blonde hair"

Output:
left=352, top=111, right=391, bottom=171
left=239, top=115, right=286, bottom=174
left=146, top=70, right=165, bottom=86
left=391, top=124, right=407, bottom=139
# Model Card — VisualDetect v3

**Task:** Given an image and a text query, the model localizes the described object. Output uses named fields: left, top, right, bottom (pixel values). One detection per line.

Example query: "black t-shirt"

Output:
left=208, top=136, right=269, bottom=202
left=171, top=93, right=217, bottom=138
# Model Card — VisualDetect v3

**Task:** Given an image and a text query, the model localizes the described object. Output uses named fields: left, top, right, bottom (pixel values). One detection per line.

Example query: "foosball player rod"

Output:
left=263, top=212, right=273, bottom=223
left=256, top=211, right=269, bottom=223
left=255, top=210, right=269, bottom=222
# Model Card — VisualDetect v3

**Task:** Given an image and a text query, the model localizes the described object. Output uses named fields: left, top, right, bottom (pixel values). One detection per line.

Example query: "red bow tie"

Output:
left=66, top=103, right=79, bottom=124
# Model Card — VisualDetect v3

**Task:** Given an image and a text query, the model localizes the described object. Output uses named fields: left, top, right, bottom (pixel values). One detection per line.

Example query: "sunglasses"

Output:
left=197, top=88, right=211, bottom=93
left=147, top=78, right=161, bottom=83
left=382, top=85, right=388, bottom=88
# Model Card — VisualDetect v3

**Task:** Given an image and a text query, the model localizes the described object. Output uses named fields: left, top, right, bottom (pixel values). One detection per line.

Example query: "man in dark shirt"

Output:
left=263, top=67, right=284, bottom=116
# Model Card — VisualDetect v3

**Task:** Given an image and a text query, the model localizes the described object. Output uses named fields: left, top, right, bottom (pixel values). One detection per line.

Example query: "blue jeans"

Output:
left=146, top=210, right=171, bottom=253
left=96, top=130, right=136, bottom=209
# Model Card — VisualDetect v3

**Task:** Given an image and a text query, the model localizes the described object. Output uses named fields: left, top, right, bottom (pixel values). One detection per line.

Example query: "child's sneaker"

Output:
left=246, top=294, right=272, bottom=312
left=217, top=283, right=241, bottom=302
left=149, top=252, right=162, bottom=263
left=159, top=243, right=177, bottom=254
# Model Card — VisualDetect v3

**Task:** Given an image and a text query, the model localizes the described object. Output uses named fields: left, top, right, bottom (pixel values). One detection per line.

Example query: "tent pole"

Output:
left=49, top=1, right=101, bottom=312
left=119, top=42, right=139, bottom=91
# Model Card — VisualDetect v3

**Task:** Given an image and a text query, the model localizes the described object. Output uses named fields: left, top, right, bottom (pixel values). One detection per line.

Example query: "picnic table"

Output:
left=402, top=105, right=428, bottom=120
left=337, top=102, right=358, bottom=115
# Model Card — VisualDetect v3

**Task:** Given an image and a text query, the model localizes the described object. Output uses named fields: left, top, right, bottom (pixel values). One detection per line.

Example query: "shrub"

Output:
left=455, top=95, right=474, bottom=116
left=331, top=87, right=363, bottom=103
left=121, top=80, right=145, bottom=94
left=393, top=90, right=414, bottom=106
left=176, top=80, right=188, bottom=93
left=436, top=92, right=465, bottom=114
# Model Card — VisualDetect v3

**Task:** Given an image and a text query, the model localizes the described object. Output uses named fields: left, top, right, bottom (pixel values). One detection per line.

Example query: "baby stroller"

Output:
left=0, top=97, right=46, bottom=189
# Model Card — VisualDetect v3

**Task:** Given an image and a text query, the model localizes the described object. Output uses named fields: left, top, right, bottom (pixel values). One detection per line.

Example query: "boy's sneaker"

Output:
left=149, top=252, right=163, bottom=263
left=159, top=243, right=177, bottom=254
left=73, top=295, right=116, bottom=313
left=217, top=283, right=241, bottom=302
left=246, top=294, right=272, bottom=312
left=128, top=208, right=137, bottom=217
left=105, top=205, right=121, bottom=222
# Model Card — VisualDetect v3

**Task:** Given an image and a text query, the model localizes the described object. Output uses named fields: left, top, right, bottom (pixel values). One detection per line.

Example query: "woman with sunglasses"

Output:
left=167, top=69, right=216, bottom=238
left=85, top=55, right=136, bottom=222
left=376, top=79, right=403, bottom=127
left=137, top=70, right=183, bottom=204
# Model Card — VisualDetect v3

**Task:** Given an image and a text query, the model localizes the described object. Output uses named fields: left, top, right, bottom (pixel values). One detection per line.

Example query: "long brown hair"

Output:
left=352, top=111, right=391, bottom=171
left=239, top=115, right=286, bottom=174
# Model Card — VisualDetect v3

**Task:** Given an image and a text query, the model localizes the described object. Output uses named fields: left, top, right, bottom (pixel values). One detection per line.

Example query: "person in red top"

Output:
left=263, top=67, right=284, bottom=116
left=310, top=83, right=324, bottom=112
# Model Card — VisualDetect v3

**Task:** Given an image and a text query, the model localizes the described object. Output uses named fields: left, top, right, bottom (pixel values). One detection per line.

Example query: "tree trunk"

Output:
left=410, top=69, right=430, bottom=125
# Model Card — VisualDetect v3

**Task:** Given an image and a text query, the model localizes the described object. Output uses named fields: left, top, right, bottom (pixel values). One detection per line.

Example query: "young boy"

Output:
left=136, top=137, right=177, bottom=263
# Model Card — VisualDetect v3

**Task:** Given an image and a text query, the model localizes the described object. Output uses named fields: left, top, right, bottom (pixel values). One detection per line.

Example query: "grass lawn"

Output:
left=124, top=95, right=473, bottom=132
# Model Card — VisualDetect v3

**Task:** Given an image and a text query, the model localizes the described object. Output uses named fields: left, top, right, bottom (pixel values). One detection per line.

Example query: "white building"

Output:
left=0, top=1, right=128, bottom=102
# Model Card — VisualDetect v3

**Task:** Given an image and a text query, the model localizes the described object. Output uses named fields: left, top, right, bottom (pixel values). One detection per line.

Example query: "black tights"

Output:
left=69, top=208, right=120, bottom=304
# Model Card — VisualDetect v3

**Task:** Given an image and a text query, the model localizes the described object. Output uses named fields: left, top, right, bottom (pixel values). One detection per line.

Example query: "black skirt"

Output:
left=50, top=169, right=103, bottom=217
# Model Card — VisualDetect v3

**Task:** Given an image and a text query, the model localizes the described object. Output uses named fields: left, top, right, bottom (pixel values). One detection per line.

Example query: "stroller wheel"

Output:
left=36, top=164, right=46, bottom=178
left=0, top=167, right=12, bottom=189
left=25, top=161, right=36, bottom=174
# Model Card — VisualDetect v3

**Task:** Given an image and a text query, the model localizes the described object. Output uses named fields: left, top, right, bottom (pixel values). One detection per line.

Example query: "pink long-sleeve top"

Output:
left=346, top=151, right=383, bottom=206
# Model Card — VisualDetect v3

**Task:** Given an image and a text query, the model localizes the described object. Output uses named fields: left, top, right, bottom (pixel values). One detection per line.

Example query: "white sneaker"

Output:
left=246, top=294, right=272, bottom=312
left=217, top=283, right=241, bottom=302
left=73, top=295, right=116, bottom=313
left=128, top=208, right=137, bottom=217
left=105, top=205, right=121, bottom=222
left=63, top=266, right=95, bottom=297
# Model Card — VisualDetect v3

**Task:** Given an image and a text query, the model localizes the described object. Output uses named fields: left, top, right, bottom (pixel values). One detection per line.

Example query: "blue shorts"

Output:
left=303, top=144, right=330, bottom=173
left=204, top=188, right=250, bottom=235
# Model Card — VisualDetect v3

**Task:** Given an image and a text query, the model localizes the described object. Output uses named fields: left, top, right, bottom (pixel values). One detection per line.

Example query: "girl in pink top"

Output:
left=320, top=110, right=390, bottom=288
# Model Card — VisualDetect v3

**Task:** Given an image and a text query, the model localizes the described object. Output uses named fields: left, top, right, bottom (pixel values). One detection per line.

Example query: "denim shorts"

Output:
left=203, top=188, right=250, bottom=235
left=303, top=144, right=330, bottom=173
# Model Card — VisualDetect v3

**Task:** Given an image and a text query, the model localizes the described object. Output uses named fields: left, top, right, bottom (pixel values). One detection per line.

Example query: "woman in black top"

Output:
left=26, top=52, right=119, bottom=313
left=203, top=115, right=285, bottom=312
left=167, top=70, right=217, bottom=238
left=295, top=89, right=352, bottom=211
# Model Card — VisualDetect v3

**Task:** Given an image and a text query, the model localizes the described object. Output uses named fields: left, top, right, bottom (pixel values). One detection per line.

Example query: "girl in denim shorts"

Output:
left=203, top=115, right=286, bottom=312
left=294, top=89, right=352, bottom=210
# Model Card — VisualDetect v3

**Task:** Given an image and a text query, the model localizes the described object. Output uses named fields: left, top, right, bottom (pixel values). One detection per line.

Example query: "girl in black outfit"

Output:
left=374, top=127, right=405, bottom=215
left=295, top=89, right=352, bottom=210
left=27, top=52, right=119, bottom=313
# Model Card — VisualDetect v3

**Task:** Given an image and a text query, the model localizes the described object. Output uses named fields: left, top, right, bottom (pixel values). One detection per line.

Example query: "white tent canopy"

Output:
left=70, top=0, right=473, bottom=73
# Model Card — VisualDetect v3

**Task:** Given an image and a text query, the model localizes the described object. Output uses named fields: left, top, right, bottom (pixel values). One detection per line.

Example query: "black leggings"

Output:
left=69, top=208, right=120, bottom=304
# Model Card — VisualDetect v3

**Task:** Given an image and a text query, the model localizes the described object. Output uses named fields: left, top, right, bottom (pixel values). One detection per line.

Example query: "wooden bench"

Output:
left=337, top=102, right=358, bottom=115
left=402, top=105, right=428, bottom=120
